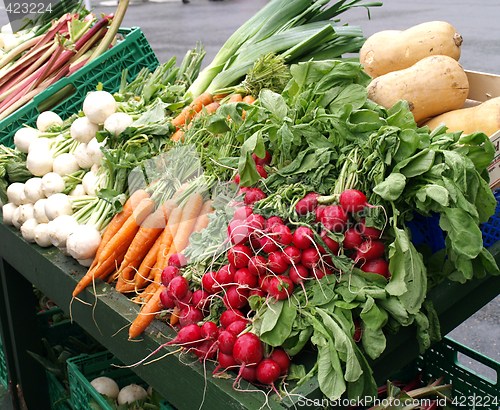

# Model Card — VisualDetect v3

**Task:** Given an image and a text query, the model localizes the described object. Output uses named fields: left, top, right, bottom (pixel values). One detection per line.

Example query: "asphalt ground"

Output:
left=0, top=0, right=498, bottom=385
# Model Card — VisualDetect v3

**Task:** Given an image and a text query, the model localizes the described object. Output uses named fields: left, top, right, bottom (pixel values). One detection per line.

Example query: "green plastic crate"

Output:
left=0, top=26, right=159, bottom=148
left=416, top=337, right=499, bottom=410
left=0, top=335, right=8, bottom=389
left=67, top=351, right=174, bottom=410
left=47, top=371, right=72, bottom=410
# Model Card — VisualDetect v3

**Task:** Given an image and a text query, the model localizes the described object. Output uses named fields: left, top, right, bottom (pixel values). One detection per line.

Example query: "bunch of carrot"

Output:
left=170, top=92, right=256, bottom=142
left=71, top=186, right=213, bottom=339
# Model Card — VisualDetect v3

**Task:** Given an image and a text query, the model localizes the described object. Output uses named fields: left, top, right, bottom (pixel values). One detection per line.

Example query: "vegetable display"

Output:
left=0, top=1, right=499, bottom=407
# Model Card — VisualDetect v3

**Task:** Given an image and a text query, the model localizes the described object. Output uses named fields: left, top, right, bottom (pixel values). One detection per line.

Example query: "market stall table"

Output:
left=1, top=221, right=499, bottom=409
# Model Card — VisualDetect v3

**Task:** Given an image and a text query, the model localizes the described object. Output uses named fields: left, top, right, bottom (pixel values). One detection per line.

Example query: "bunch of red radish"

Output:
left=157, top=185, right=390, bottom=386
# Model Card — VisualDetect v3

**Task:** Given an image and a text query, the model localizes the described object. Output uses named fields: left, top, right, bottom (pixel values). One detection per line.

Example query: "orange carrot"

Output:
left=170, top=306, right=180, bottom=326
left=154, top=206, right=183, bottom=274
left=192, top=200, right=214, bottom=234
left=89, top=189, right=150, bottom=270
left=93, top=198, right=155, bottom=268
left=128, top=285, right=164, bottom=339
left=171, top=129, right=185, bottom=142
left=133, top=231, right=163, bottom=291
left=171, top=92, right=213, bottom=129
left=242, top=95, right=256, bottom=104
left=115, top=207, right=166, bottom=292
left=213, top=93, right=229, bottom=102
left=229, top=93, right=243, bottom=102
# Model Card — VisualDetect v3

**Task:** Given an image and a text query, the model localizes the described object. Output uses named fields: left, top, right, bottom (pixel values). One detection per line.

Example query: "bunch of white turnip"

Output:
left=1, top=90, right=134, bottom=266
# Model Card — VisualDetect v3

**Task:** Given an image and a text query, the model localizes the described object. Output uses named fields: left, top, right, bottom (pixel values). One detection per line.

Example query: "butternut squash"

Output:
left=360, top=21, right=463, bottom=78
left=423, top=97, right=500, bottom=136
left=367, top=55, right=469, bottom=123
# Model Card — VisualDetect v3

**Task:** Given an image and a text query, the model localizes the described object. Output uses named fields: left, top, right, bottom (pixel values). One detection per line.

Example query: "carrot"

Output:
left=115, top=207, right=166, bottom=293
left=154, top=206, right=183, bottom=273
left=170, top=306, right=180, bottom=326
left=213, top=93, right=229, bottom=102
left=154, top=193, right=204, bottom=283
left=171, top=129, right=185, bottom=142
left=128, top=285, right=164, bottom=339
left=242, top=95, right=256, bottom=104
left=171, top=92, right=213, bottom=129
left=89, top=189, right=150, bottom=270
left=133, top=231, right=163, bottom=291
left=92, top=197, right=155, bottom=269
left=229, top=93, right=243, bottom=102
left=192, top=200, right=214, bottom=233
left=200, top=101, right=219, bottom=115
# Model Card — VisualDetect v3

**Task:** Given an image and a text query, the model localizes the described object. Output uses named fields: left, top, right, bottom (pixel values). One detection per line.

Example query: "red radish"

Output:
left=252, top=151, right=272, bottom=166
left=218, top=330, right=237, bottom=355
left=167, top=324, right=202, bottom=347
left=201, top=271, right=218, bottom=293
left=228, top=219, right=251, bottom=245
left=343, top=228, right=363, bottom=250
left=266, top=216, right=284, bottom=229
left=283, top=246, right=301, bottom=265
left=220, top=309, right=245, bottom=328
left=301, top=248, right=321, bottom=269
left=358, top=219, right=382, bottom=239
left=234, top=174, right=241, bottom=185
left=318, top=231, right=340, bottom=254
left=192, top=289, right=210, bottom=310
left=353, top=319, right=362, bottom=342
left=315, top=205, right=326, bottom=222
left=168, top=253, right=187, bottom=268
left=259, top=275, right=272, bottom=293
left=179, top=305, right=204, bottom=327
left=256, top=359, right=281, bottom=385
left=267, top=252, right=290, bottom=274
left=228, top=244, right=252, bottom=269
left=235, top=268, right=258, bottom=288
left=256, top=165, right=268, bottom=179
left=269, top=349, right=290, bottom=376
left=248, top=255, right=267, bottom=276
left=289, top=264, right=310, bottom=284
left=339, top=189, right=368, bottom=213
left=160, top=288, right=176, bottom=309
left=267, top=276, right=294, bottom=300
left=226, top=320, right=247, bottom=336
left=321, top=205, right=348, bottom=232
left=312, top=266, right=333, bottom=279
left=167, top=276, right=189, bottom=300
left=246, top=213, right=266, bottom=231
left=233, top=333, right=264, bottom=366
left=356, top=240, right=385, bottom=262
left=218, top=352, right=237, bottom=369
left=161, top=266, right=180, bottom=287
left=361, top=259, right=390, bottom=278
left=259, top=236, right=279, bottom=253
left=223, top=286, right=249, bottom=310
left=201, top=321, right=219, bottom=340
left=240, top=366, right=257, bottom=382
left=193, top=339, right=217, bottom=360
left=270, top=223, right=292, bottom=246
left=233, top=206, right=252, bottom=220
left=295, top=192, right=319, bottom=215
left=244, top=188, right=266, bottom=205
left=249, top=288, right=266, bottom=298
left=176, top=290, right=193, bottom=308
left=215, top=265, right=236, bottom=289
left=292, top=226, right=314, bottom=249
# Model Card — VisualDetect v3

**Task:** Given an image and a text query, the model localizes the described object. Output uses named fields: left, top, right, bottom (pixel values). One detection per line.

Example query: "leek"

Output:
left=187, top=0, right=381, bottom=98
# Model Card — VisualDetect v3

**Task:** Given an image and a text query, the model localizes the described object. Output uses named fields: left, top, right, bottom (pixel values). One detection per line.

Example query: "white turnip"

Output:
left=117, top=384, right=148, bottom=405
left=73, top=143, right=93, bottom=169
left=2, top=203, right=17, bottom=225
left=36, top=111, right=63, bottom=132
left=7, top=182, right=27, bottom=205
left=21, top=218, right=38, bottom=243
left=66, top=224, right=101, bottom=260
left=24, top=177, right=44, bottom=203
left=47, top=215, right=78, bottom=248
left=26, top=149, right=53, bottom=176
left=44, top=193, right=72, bottom=220
left=41, top=172, right=65, bottom=197
left=90, top=376, right=119, bottom=400
left=33, top=198, right=49, bottom=223
left=52, top=153, right=80, bottom=176
left=13, top=127, right=39, bottom=153
left=34, top=223, right=52, bottom=247
left=83, top=91, right=116, bottom=125
left=104, top=112, right=133, bottom=136
left=70, top=116, right=99, bottom=143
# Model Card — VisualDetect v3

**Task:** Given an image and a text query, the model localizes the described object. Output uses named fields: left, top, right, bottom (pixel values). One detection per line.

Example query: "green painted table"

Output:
left=0, top=222, right=499, bottom=409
